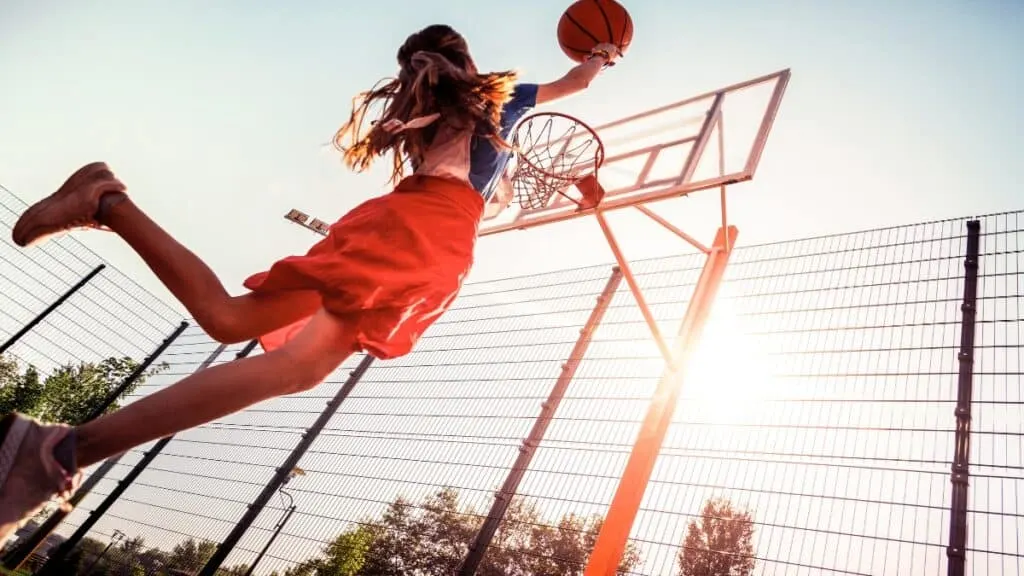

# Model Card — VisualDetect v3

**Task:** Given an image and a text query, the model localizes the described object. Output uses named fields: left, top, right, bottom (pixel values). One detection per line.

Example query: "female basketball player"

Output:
left=0, top=25, right=620, bottom=537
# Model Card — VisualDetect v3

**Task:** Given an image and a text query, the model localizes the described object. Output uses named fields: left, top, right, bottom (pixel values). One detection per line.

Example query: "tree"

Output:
left=59, top=536, right=109, bottom=575
left=316, top=524, right=377, bottom=575
left=678, top=498, right=755, bottom=576
left=106, top=535, right=147, bottom=576
left=166, top=538, right=218, bottom=573
left=480, top=499, right=640, bottom=576
left=297, top=488, right=641, bottom=576
left=28, top=488, right=640, bottom=575
left=0, top=356, right=43, bottom=416
left=276, top=524, right=377, bottom=576
left=137, top=545, right=171, bottom=575
left=0, top=355, right=165, bottom=424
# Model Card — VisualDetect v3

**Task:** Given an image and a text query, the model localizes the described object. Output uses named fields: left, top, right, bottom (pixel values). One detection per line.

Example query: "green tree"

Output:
left=275, top=524, right=377, bottom=576
left=316, top=525, right=377, bottom=575
left=58, top=536, right=111, bottom=575
left=166, top=538, right=218, bottom=573
left=107, top=536, right=148, bottom=576
left=678, top=498, right=755, bottom=576
left=0, top=355, right=165, bottom=424
left=480, top=499, right=640, bottom=576
left=0, top=356, right=43, bottom=416
left=137, top=546, right=171, bottom=575
left=296, top=488, right=641, bottom=576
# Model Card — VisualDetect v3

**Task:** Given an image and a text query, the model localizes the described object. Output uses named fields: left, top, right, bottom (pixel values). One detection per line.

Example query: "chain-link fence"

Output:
left=2, top=180, right=1020, bottom=575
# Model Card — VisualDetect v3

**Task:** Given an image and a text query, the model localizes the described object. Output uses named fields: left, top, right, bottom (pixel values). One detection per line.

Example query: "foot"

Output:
left=0, top=414, right=80, bottom=545
left=11, top=162, right=127, bottom=247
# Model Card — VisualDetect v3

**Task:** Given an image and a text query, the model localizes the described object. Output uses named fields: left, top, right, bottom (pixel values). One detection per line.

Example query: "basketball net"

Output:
left=510, top=112, right=605, bottom=210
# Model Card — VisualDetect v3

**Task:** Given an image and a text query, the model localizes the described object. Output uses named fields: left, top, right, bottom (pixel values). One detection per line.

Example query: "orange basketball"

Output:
left=557, top=0, right=634, bottom=63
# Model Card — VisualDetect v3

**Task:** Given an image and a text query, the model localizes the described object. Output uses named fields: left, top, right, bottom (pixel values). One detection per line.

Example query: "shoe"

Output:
left=11, top=162, right=126, bottom=247
left=0, top=414, right=80, bottom=545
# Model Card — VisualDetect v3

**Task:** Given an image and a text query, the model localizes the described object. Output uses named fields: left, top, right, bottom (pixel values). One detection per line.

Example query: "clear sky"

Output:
left=2, top=0, right=1022, bottom=309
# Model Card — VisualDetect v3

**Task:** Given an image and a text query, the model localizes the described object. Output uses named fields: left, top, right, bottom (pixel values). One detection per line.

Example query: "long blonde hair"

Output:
left=333, top=25, right=518, bottom=183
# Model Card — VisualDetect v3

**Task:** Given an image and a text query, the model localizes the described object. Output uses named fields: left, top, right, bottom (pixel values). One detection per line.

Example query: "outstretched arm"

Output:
left=535, top=43, right=620, bottom=105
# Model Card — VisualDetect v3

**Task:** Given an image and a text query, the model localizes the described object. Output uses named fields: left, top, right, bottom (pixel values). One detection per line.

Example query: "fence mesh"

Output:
left=0, top=183, right=190, bottom=571
left=1, top=178, right=1020, bottom=576
left=0, top=184, right=184, bottom=376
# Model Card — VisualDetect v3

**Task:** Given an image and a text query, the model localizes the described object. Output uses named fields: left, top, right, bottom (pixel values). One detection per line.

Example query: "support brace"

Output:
left=582, top=220, right=738, bottom=576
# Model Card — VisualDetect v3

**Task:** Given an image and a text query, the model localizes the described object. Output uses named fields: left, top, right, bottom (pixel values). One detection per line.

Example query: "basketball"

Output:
left=557, top=0, right=634, bottom=63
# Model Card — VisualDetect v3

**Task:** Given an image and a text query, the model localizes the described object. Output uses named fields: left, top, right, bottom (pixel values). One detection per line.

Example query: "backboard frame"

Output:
left=278, top=68, right=793, bottom=576
left=480, top=68, right=791, bottom=236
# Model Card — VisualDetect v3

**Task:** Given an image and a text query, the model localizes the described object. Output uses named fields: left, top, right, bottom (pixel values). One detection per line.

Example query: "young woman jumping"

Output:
left=0, top=24, right=619, bottom=539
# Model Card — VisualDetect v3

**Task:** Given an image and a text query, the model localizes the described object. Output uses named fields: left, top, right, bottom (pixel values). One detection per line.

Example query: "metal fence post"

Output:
left=947, top=220, right=981, bottom=576
left=31, top=340, right=233, bottom=575
left=0, top=264, right=105, bottom=355
left=2, top=319, right=190, bottom=571
left=198, top=354, right=377, bottom=576
left=85, top=320, right=190, bottom=421
left=458, top=268, right=623, bottom=575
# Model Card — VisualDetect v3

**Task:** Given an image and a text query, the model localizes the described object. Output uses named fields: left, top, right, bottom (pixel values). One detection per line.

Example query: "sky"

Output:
left=2, top=0, right=1023, bottom=310
left=2, top=1, right=1024, bottom=574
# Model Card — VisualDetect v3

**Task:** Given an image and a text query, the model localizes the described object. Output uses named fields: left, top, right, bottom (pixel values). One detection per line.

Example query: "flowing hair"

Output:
left=333, top=25, right=518, bottom=184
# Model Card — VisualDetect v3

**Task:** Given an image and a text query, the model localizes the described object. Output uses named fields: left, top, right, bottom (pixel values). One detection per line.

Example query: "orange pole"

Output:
left=583, top=225, right=738, bottom=576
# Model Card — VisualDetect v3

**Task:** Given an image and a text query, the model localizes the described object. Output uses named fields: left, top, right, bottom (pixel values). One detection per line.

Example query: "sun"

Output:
left=680, top=292, right=774, bottom=426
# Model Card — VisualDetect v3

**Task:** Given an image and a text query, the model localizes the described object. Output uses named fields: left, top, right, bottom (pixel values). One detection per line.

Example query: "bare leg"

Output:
left=1, top=310, right=353, bottom=536
left=13, top=163, right=322, bottom=343
left=76, top=309, right=354, bottom=467
left=100, top=195, right=321, bottom=342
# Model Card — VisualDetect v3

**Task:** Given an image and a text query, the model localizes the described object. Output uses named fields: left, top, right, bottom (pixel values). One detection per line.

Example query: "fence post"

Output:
left=947, top=219, right=981, bottom=576
left=85, top=320, right=190, bottom=421
left=198, top=354, right=377, bottom=576
left=0, top=264, right=105, bottom=355
left=2, top=319, right=190, bottom=571
left=458, top=268, right=623, bottom=575
left=32, top=339, right=233, bottom=575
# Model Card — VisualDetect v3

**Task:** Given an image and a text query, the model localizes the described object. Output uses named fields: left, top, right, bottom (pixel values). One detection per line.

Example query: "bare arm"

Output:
left=535, top=43, right=620, bottom=105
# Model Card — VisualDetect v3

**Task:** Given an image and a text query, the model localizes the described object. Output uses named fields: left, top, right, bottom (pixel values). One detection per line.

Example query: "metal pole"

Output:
left=584, top=226, right=738, bottom=576
left=947, top=220, right=981, bottom=576
left=2, top=321, right=192, bottom=571
left=85, top=320, right=189, bottom=421
left=198, top=354, right=376, bottom=576
left=82, top=529, right=124, bottom=576
left=33, top=341, right=237, bottom=575
left=0, top=264, right=105, bottom=355
left=82, top=539, right=115, bottom=576
left=243, top=505, right=296, bottom=576
left=458, top=269, right=622, bottom=575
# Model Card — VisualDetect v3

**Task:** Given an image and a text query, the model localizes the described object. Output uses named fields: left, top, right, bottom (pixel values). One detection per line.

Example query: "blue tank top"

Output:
left=467, top=83, right=539, bottom=201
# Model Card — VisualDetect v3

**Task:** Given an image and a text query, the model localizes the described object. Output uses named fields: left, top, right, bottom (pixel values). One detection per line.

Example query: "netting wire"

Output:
left=2, top=176, right=1020, bottom=576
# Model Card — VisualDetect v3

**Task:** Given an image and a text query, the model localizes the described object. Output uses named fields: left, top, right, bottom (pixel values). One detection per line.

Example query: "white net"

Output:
left=511, top=113, right=604, bottom=209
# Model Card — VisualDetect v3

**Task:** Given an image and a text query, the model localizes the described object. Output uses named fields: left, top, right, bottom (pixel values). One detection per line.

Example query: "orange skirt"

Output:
left=243, top=175, right=484, bottom=359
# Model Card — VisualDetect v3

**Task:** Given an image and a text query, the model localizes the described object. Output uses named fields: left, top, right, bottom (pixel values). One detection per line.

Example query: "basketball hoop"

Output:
left=511, top=112, right=605, bottom=210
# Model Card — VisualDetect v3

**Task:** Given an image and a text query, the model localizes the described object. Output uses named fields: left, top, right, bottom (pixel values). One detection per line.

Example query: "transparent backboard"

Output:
left=480, top=69, right=791, bottom=236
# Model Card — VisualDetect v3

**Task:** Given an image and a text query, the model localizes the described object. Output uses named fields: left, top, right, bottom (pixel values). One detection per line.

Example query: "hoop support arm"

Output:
left=632, top=205, right=711, bottom=254
left=594, top=210, right=677, bottom=369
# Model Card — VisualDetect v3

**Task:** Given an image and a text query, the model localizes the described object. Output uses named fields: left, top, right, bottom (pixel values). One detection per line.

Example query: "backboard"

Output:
left=480, top=69, right=790, bottom=236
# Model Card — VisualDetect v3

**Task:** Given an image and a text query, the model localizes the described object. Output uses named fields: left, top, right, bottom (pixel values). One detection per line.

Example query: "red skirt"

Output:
left=243, top=175, right=484, bottom=359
